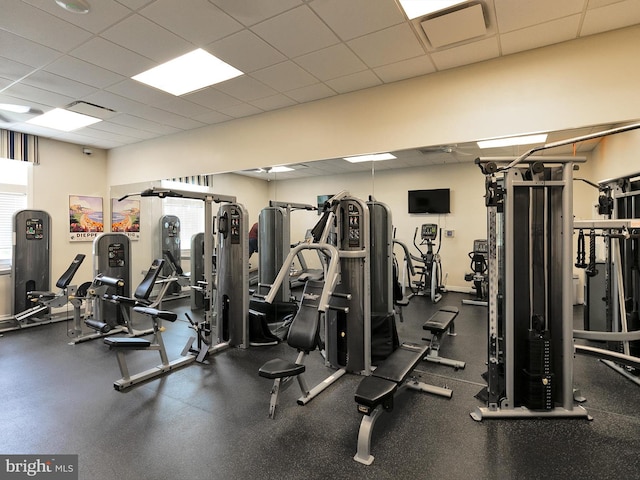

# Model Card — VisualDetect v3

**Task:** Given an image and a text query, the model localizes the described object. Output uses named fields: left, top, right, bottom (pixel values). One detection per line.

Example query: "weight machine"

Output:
left=409, top=223, right=444, bottom=303
left=462, top=239, right=488, bottom=306
left=471, top=121, right=640, bottom=421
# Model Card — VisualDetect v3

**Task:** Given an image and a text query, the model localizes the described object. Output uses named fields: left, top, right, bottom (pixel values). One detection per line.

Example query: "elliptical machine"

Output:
left=410, top=224, right=444, bottom=303
left=462, top=239, right=488, bottom=306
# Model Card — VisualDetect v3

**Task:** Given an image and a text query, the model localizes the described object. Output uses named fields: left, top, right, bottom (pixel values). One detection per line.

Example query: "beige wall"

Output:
left=107, top=25, right=640, bottom=186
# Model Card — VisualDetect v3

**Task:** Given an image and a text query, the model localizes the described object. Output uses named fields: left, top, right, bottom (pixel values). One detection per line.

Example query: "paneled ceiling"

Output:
left=1, top=0, right=639, bottom=152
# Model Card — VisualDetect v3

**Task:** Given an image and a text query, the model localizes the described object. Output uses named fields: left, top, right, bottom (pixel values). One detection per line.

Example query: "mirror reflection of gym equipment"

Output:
left=462, top=239, right=488, bottom=306
left=409, top=223, right=445, bottom=303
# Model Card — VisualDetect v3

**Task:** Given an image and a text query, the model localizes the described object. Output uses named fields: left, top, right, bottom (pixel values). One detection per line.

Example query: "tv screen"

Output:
left=408, top=189, right=450, bottom=214
left=317, top=194, right=335, bottom=215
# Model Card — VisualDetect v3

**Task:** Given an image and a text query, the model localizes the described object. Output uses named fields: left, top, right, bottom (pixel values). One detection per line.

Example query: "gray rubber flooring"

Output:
left=1, top=292, right=640, bottom=479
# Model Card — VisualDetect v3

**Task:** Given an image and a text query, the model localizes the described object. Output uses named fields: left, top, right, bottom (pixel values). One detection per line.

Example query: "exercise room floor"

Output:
left=2, top=292, right=640, bottom=480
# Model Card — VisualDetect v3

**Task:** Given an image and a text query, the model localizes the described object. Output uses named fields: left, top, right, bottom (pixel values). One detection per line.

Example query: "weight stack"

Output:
left=523, top=329, right=553, bottom=410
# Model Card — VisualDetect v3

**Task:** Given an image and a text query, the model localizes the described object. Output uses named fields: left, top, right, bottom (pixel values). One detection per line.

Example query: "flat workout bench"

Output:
left=422, top=306, right=465, bottom=370
left=353, top=342, right=452, bottom=465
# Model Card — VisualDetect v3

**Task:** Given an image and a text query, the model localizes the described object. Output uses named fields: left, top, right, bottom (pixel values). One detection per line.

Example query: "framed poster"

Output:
left=111, top=198, right=140, bottom=240
left=69, top=195, right=103, bottom=242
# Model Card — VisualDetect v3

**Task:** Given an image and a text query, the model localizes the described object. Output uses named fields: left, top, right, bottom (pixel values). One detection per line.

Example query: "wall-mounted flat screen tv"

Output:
left=408, top=188, right=451, bottom=214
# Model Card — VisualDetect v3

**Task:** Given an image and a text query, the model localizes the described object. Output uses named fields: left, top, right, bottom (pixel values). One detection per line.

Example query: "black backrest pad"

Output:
left=371, top=344, right=428, bottom=383
left=287, top=280, right=324, bottom=351
left=56, top=254, right=86, bottom=289
left=133, top=305, right=177, bottom=322
left=135, top=259, right=165, bottom=300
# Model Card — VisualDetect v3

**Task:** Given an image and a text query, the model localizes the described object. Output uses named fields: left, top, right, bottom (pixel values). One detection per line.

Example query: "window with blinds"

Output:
left=162, top=197, right=205, bottom=257
left=0, top=158, right=30, bottom=270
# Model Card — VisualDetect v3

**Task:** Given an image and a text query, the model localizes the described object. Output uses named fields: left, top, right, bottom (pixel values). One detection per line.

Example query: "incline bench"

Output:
left=422, top=306, right=465, bottom=370
left=353, top=341, right=452, bottom=465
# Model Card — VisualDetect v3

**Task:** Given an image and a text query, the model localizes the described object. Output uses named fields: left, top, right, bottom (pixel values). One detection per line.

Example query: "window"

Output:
left=0, top=159, right=30, bottom=270
left=162, top=197, right=204, bottom=257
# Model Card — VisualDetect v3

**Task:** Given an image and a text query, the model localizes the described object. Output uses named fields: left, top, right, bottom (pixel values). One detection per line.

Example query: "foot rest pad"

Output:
left=259, top=358, right=305, bottom=379
left=104, top=337, right=152, bottom=349
left=355, top=376, right=398, bottom=413
left=423, top=306, right=459, bottom=333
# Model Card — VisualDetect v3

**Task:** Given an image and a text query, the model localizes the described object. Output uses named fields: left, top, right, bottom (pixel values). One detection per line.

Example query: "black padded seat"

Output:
left=104, top=337, right=152, bottom=349
left=423, top=306, right=459, bottom=333
left=355, top=376, right=397, bottom=411
left=371, top=344, right=428, bottom=383
left=259, top=358, right=305, bottom=379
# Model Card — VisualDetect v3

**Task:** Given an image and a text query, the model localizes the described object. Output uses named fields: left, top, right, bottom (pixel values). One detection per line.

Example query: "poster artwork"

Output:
left=111, top=198, right=140, bottom=240
left=69, top=195, right=103, bottom=242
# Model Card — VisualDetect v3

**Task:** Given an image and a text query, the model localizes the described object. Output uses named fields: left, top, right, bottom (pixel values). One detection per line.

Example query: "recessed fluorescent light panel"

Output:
left=398, top=0, right=468, bottom=19
left=132, top=49, right=243, bottom=96
left=27, top=108, right=101, bottom=131
left=477, top=134, right=548, bottom=149
left=0, top=103, right=31, bottom=113
left=344, top=153, right=397, bottom=163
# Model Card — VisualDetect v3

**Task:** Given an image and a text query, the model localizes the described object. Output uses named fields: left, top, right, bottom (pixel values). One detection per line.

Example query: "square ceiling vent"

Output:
left=421, top=3, right=487, bottom=49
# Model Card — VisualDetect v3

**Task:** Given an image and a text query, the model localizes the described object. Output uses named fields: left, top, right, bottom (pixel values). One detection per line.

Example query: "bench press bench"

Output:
left=422, top=306, right=465, bottom=370
left=353, top=342, right=452, bottom=465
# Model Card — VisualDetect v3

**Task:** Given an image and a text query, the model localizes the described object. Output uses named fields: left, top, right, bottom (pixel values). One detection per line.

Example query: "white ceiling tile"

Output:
left=310, top=0, right=405, bottom=41
left=325, top=70, right=382, bottom=94
left=111, top=113, right=182, bottom=135
left=251, top=61, right=318, bottom=91
left=137, top=106, right=205, bottom=129
left=208, top=30, right=287, bottom=73
left=22, top=0, right=132, bottom=34
left=285, top=83, right=336, bottom=102
left=101, top=14, right=192, bottom=63
left=192, top=110, right=234, bottom=124
left=44, top=57, right=126, bottom=89
left=373, top=55, right=436, bottom=83
left=581, top=0, right=640, bottom=36
left=501, top=15, right=581, bottom=55
left=114, top=0, right=154, bottom=10
left=80, top=90, right=148, bottom=116
left=182, top=88, right=243, bottom=110
left=295, top=44, right=367, bottom=81
left=107, top=79, right=176, bottom=105
left=0, top=30, right=61, bottom=69
left=348, top=24, right=425, bottom=68
left=249, top=94, right=297, bottom=111
left=253, top=6, right=340, bottom=58
left=20, top=70, right=97, bottom=99
left=215, top=76, right=278, bottom=102
left=0, top=58, right=36, bottom=83
left=0, top=0, right=92, bottom=52
left=154, top=97, right=212, bottom=118
left=70, top=38, right=157, bottom=78
left=495, top=0, right=585, bottom=33
left=431, top=37, right=500, bottom=70
left=1, top=82, right=74, bottom=109
left=140, top=0, right=243, bottom=45
left=209, top=0, right=303, bottom=27
left=216, top=103, right=264, bottom=118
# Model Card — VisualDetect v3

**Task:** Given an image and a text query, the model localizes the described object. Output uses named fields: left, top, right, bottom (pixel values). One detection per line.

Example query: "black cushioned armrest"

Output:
left=104, top=337, right=151, bottom=348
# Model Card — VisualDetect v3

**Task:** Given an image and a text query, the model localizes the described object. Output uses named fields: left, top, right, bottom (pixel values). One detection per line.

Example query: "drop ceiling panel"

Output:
left=215, top=76, right=278, bottom=102
left=44, top=57, right=126, bottom=89
left=70, top=38, right=156, bottom=78
left=295, top=44, right=367, bottom=81
left=0, top=30, right=61, bottom=69
left=310, top=0, right=405, bottom=41
left=325, top=70, right=382, bottom=94
left=140, top=0, right=243, bottom=45
left=285, top=83, right=336, bottom=103
left=500, top=15, right=581, bottom=55
left=421, top=4, right=487, bottom=48
left=20, top=71, right=97, bottom=99
left=0, top=0, right=91, bottom=52
left=252, top=61, right=318, bottom=91
left=347, top=23, right=426, bottom=68
left=182, top=87, right=243, bottom=111
left=208, top=30, right=287, bottom=73
left=430, top=37, right=499, bottom=70
left=252, top=6, right=340, bottom=58
left=210, top=0, right=303, bottom=27
left=106, top=79, right=175, bottom=106
left=21, top=0, right=132, bottom=34
left=101, top=15, right=192, bottom=63
left=495, top=0, right=585, bottom=32
left=249, top=94, right=297, bottom=111
left=581, top=0, right=640, bottom=36
left=373, top=56, right=436, bottom=83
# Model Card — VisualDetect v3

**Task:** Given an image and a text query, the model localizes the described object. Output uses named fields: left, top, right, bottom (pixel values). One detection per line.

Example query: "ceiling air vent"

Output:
left=66, top=101, right=117, bottom=120
left=420, top=2, right=487, bottom=49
